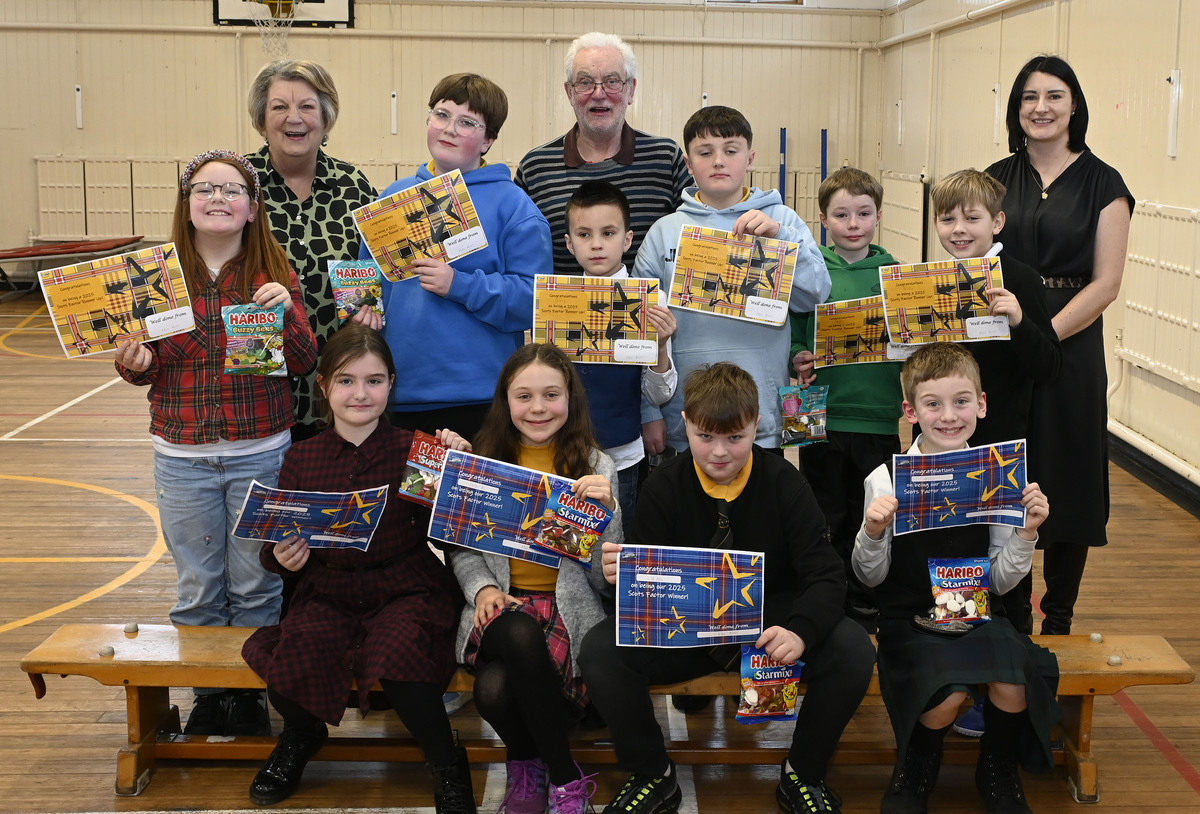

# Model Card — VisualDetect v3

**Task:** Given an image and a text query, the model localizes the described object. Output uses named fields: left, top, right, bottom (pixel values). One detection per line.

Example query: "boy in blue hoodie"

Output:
left=359, top=73, right=551, bottom=441
left=633, top=106, right=830, bottom=455
left=790, top=167, right=902, bottom=627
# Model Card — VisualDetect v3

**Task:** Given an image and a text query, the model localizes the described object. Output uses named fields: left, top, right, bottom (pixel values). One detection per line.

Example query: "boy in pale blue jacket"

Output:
left=634, top=106, right=830, bottom=454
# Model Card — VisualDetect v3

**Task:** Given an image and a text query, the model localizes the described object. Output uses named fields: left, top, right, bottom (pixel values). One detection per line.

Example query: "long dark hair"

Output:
left=473, top=343, right=597, bottom=479
left=1005, top=55, right=1089, bottom=154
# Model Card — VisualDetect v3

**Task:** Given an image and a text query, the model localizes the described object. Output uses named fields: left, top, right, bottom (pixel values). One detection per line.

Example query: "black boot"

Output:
left=881, top=736, right=943, bottom=814
left=430, top=746, right=476, bottom=814
left=249, top=728, right=327, bottom=805
left=975, top=751, right=1032, bottom=814
left=975, top=700, right=1033, bottom=814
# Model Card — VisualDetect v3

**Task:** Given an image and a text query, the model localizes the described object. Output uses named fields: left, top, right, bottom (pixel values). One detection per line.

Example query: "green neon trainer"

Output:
left=776, top=760, right=842, bottom=814
left=601, top=761, right=682, bottom=814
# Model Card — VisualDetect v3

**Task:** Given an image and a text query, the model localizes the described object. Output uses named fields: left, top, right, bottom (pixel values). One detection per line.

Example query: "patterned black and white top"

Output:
left=515, top=124, right=691, bottom=276
left=247, top=146, right=377, bottom=430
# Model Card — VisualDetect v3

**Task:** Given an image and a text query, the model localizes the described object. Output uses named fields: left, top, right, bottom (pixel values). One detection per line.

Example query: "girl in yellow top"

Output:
left=440, top=343, right=621, bottom=814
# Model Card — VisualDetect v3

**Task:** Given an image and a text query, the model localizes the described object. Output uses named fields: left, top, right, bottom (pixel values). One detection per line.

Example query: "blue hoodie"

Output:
left=634, top=186, right=829, bottom=449
left=368, top=162, right=551, bottom=410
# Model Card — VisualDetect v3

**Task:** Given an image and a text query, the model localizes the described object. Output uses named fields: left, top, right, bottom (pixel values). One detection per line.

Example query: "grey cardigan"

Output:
left=447, top=449, right=622, bottom=675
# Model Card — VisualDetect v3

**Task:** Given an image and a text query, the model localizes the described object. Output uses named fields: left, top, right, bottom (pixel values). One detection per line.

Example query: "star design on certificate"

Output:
left=937, top=497, right=957, bottom=522
left=695, top=552, right=758, bottom=620
left=659, top=606, right=687, bottom=639
left=470, top=512, right=498, bottom=541
left=324, top=488, right=384, bottom=529
left=966, top=443, right=1024, bottom=503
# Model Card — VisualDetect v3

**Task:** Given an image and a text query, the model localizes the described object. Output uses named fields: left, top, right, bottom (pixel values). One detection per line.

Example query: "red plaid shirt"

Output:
left=118, top=266, right=317, bottom=444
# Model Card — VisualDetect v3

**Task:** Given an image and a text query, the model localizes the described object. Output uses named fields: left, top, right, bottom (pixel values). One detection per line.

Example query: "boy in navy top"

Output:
left=563, top=180, right=676, bottom=535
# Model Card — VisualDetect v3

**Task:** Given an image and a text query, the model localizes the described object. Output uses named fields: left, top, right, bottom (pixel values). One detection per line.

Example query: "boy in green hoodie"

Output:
left=790, top=167, right=901, bottom=627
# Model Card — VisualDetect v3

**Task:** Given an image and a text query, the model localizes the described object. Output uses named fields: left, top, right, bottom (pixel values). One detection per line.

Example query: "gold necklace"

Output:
left=1029, top=152, right=1073, bottom=200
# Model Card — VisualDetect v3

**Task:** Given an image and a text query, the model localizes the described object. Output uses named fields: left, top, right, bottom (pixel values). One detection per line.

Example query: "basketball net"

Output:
left=250, top=0, right=304, bottom=58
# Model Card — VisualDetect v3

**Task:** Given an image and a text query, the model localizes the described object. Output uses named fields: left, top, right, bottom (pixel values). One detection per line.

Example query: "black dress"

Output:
left=986, top=150, right=1133, bottom=545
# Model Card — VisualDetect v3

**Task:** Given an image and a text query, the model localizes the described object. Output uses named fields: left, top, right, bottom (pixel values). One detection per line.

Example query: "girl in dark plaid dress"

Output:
left=241, top=325, right=473, bottom=813
left=852, top=344, right=1057, bottom=814
left=440, top=343, right=623, bottom=814
left=115, top=150, right=317, bottom=738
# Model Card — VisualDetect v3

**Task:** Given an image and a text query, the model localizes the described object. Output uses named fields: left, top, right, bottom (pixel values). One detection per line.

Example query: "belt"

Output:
left=318, top=550, right=411, bottom=573
left=1042, top=276, right=1088, bottom=289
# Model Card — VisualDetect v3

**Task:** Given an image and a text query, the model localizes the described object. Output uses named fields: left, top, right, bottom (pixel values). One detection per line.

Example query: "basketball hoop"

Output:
left=250, top=0, right=304, bottom=57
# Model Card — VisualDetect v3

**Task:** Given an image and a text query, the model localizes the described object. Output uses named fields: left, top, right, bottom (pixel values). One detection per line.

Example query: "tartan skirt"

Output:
left=463, top=590, right=589, bottom=710
left=876, top=616, right=1061, bottom=771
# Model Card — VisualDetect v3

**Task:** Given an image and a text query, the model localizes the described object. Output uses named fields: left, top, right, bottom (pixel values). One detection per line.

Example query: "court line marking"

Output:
left=0, top=303, right=114, bottom=360
left=0, top=376, right=124, bottom=440
left=0, top=474, right=165, bottom=634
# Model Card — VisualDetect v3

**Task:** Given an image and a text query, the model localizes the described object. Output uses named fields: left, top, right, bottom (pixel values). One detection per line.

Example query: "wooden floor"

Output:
left=2, top=292, right=1199, bottom=814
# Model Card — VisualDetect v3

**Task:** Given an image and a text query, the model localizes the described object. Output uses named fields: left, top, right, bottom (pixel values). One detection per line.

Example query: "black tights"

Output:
left=267, top=680, right=457, bottom=765
left=474, top=611, right=578, bottom=784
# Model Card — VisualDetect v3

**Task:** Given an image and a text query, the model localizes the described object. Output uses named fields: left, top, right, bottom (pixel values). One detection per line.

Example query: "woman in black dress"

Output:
left=986, top=56, right=1133, bottom=635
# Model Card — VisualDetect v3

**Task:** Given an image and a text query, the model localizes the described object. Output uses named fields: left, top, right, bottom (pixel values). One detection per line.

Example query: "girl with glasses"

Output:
left=114, top=149, right=317, bottom=738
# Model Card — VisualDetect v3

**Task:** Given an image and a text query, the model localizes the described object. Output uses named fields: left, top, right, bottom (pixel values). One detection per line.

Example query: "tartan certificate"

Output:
left=232, top=481, right=389, bottom=552
left=352, top=169, right=487, bottom=282
left=533, top=275, right=658, bottom=364
left=879, top=256, right=1010, bottom=345
left=430, top=450, right=610, bottom=568
left=38, top=243, right=193, bottom=358
left=813, top=295, right=896, bottom=367
left=616, top=544, right=765, bottom=648
left=669, top=226, right=798, bottom=326
left=893, top=440, right=1027, bottom=536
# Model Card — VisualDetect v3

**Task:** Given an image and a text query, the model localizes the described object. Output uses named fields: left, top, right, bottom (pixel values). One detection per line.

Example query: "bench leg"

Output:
left=1057, top=694, right=1098, bottom=803
left=116, top=686, right=179, bottom=796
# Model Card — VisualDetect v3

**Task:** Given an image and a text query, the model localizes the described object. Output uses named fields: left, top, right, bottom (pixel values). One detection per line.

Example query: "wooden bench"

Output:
left=21, top=623, right=1194, bottom=801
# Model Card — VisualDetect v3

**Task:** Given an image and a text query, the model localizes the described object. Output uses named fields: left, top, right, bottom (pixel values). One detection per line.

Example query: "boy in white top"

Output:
left=563, top=180, right=676, bottom=536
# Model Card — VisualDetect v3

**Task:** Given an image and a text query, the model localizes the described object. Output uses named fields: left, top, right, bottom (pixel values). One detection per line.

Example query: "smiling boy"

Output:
left=852, top=342, right=1053, bottom=814
left=563, top=180, right=677, bottom=534
left=359, top=73, right=551, bottom=443
left=790, top=167, right=902, bottom=627
left=634, top=106, right=830, bottom=454
left=579, top=362, right=875, bottom=814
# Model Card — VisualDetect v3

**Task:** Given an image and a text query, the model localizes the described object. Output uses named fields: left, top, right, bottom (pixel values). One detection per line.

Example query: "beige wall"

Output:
left=4, top=0, right=1199, bottom=480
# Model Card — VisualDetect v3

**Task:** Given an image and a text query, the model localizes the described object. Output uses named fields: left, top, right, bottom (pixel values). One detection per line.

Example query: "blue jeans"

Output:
left=153, top=445, right=287, bottom=631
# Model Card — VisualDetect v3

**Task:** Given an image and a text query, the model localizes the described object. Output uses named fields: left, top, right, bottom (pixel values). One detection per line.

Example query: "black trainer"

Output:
left=602, top=762, right=682, bottom=814
left=776, top=761, right=842, bottom=814
left=227, top=689, right=272, bottom=736
left=881, top=745, right=942, bottom=814
left=431, top=746, right=477, bottom=814
left=184, top=691, right=229, bottom=736
left=975, top=752, right=1033, bottom=814
left=249, top=728, right=327, bottom=805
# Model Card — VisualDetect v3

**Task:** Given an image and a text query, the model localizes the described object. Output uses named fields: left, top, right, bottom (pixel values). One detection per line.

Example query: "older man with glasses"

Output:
left=516, top=32, right=691, bottom=278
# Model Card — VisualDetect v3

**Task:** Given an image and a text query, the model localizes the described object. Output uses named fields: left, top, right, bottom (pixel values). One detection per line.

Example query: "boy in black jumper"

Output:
left=578, top=362, right=876, bottom=814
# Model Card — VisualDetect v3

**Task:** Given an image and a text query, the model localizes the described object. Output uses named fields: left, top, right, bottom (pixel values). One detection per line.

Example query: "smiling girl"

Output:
left=114, top=149, right=317, bottom=736
left=439, top=342, right=621, bottom=814
left=240, top=325, right=472, bottom=812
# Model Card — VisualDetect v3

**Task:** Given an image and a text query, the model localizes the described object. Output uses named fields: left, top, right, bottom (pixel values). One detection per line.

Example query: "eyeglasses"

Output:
left=189, top=182, right=249, bottom=201
left=569, top=77, right=629, bottom=95
left=428, top=108, right=486, bottom=135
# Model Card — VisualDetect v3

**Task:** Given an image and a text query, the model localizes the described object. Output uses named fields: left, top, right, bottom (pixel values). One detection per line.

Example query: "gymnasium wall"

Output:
left=3, top=0, right=1199, bottom=483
